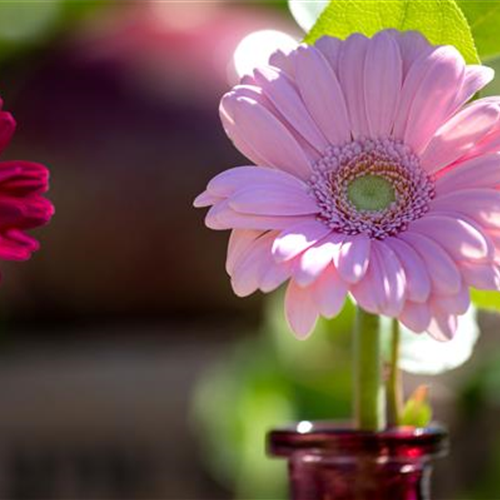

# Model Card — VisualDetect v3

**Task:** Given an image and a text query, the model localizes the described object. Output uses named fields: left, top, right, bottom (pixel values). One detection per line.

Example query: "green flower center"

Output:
left=347, top=175, right=396, bottom=212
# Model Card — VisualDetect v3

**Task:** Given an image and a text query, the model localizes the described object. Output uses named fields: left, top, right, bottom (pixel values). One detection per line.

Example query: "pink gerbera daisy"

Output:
left=0, top=103, right=53, bottom=266
left=195, top=29, right=500, bottom=341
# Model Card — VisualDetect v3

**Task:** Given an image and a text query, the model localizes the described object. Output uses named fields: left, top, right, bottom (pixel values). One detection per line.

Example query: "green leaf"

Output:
left=456, top=0, right=500, bottom=60
left=400, top=386, right=433, bottom=428
left=304, top=0, right=480, bottom=64
left=471, top=288, right=500, bottom=312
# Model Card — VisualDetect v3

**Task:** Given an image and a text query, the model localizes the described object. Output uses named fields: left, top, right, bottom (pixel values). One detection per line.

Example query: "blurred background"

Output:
left=0, top=1, right=498, bottom=498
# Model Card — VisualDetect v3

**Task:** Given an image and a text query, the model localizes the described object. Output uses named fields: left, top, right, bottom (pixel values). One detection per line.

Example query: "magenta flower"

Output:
left=0, top=104, right=53, bottom=265
left=195, top=30, right=500, bottom=341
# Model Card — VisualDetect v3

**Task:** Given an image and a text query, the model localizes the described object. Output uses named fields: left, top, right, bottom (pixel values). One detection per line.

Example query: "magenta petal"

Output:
left=272, top=220, right=331, bottom=263
left=285, top=280, right=318, bottom=339
left=0, top=112, right=15, bottom=154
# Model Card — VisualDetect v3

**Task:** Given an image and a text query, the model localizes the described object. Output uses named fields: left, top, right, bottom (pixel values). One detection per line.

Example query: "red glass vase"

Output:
left=268, top=422, right=448, bottom=500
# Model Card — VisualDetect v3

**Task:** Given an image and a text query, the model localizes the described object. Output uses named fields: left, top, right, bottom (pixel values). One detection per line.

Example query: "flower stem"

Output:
left=387, top=319, right=404, bottom=427
left=353, top=307, right=386, bottom=430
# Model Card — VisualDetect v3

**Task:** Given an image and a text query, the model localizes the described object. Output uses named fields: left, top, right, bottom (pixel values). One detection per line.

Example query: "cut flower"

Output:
left=195, top=29, right=500, bottom=341
left=0, top=104, right=53, bottom=266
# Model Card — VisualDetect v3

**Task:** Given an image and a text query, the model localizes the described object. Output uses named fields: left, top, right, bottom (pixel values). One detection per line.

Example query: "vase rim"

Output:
left=267, top=420, right=448, bottom=458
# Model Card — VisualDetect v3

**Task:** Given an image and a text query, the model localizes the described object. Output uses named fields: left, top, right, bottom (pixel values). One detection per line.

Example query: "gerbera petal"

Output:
left=395, top=45, right=465, bottom=153
left=338, top=33, right=370, bottom=139
left=219, top=93, right=268, bottom=167
left=252, top=66, right=329, bottom=152
left=315, top=35, right=342, bottom=74
left=193, top=190, right=222, bottom=208
left=409, top=215, right=492, bottom=261
left=272, top=220, right=331, bottom=263
left=285, top=279, right=318, bottom=339
left=399, top=301, right=431, bottom=333
left=457, top=64, right=495, bottom=105
left=364, top=31, right=402, bottom=137
left=385, top=237, right=431, bottom=303
left=430, top=188, right=500, bottom=230
left=459, top=260, right=500, bottom=290
left=221, top=95, right=312, bottom=178
left=231, top=232, right=275, bottom=297
left=427, top=308, right=458, bottom=342
left=294, top=45, right=351, bottom=146
left=269, top=48, right=295, bottom=77
left=420, top=100, right=500, bottom=173
left=350, top=250, right=384, bottom=314
left=388, top=30, right=432, bottom=76
left=294, top=232, right=344, bottom=286
left=206, top=201, right=311, bottom=231
left=432, top=285, right=470, bottom=315
left=435, top=153, right=500, bottom=194
left=226, top=229, right=263, bottom=275
left=207, top=166, right=306, bottom=197
left=373, top=240, right=406, bottom=316
left=310, top=264, right=347, bottom=318
left=400, top=232, right=461, bottom=295
left=336, top=234, right=371, bottom=284
left=228, top=185, right=318, bottom=216
left=260, top=259, right=292, bottom=293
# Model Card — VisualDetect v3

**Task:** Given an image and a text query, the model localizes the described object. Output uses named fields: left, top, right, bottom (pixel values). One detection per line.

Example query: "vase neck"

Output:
left=268, top=423, right=448, bottom=500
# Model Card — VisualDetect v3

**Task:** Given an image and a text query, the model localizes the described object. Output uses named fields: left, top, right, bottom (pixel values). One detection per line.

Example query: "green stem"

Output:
left=353, top=308, right=385, bottom=431
left=387, top=319, right=404, bottom=427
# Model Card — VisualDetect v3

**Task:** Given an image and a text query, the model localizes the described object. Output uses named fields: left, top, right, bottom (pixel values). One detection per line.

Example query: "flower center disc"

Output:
left=309, top=138, right=435, bottom=239
left=347, top=174, right=396, bottom=212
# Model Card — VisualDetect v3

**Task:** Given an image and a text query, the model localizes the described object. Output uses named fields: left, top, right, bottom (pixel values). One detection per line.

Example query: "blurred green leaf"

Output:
left=457, top=0, right=500, bottom=60
left=304, top=0, right=480, bottom=64
left=471, top=289, right=500, bottom=312
left=0, top=2, right=61, bottom=43
left=400, top=386, right=433, bottom=427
